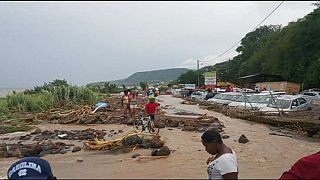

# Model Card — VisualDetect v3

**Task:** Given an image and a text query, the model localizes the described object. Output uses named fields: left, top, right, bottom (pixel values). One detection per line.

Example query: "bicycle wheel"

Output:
left=133, top=119, right=144, bottom=133
left=148, top=120, right=159, bottom=135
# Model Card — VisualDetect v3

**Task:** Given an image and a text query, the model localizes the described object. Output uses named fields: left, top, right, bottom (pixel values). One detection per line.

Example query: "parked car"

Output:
left=204, top=91, right=217, bottom=100
left=207, top=93, right=223, bottom=103
left=228, top=94, right=252, bottom=107
left=190, top=91, right=207, bottom=100
left=213, top=92, right=243, bottom=105
left=231, top=92, right=285, bottom=109
left=259, top=95, right=312, bottom=112
left=302, top=91, right=320, bottom=101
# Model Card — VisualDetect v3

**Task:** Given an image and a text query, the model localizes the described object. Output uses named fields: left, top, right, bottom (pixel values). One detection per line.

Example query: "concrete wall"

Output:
left=256, top=81, right=300, bottom=94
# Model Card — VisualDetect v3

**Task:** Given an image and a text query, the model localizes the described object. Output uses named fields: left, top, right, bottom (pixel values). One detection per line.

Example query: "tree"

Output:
left=139, top=81, right=148, bottom=91
left=178, top=70, right=204, bottom=86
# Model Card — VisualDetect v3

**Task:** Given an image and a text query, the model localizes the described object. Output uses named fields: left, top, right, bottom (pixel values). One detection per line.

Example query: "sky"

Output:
left=0, top=1, right=317, bottom=88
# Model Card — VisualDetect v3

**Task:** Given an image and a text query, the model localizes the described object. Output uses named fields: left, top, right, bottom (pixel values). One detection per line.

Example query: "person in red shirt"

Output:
left=279, top=151, right=320, bottom=179
left=145, top=96, right=160, bottom=121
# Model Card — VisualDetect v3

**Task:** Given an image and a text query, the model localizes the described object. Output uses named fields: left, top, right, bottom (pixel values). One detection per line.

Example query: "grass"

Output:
left=0, top=125, right=33, bottom=134
left=0, top=80, right=109, bottom=133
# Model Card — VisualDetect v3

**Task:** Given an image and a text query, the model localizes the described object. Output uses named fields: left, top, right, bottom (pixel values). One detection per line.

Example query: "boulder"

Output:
left=239, top=135, right=249, bottom=144
left=72, top=146, right=82, bottom=153
left=131, top=153, right=141, bottom=158
left=76, top=158, right=84, bottom=162
left=182, top=126, right=196, bottom=131
left=30, top=128, right=42, bottom=135
left=122, top=135, right=143, bottom=146
left=151, top=146, right=171, bottom=156
left=126, top=119, right=134, bottom=125
left=222, top=135, right=230, bottom=139
left=141, top=138, right=164, bottom=148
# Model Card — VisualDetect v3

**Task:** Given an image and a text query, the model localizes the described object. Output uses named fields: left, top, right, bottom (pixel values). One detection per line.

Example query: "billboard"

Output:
left=184, top=84, right=196, bottom=90
left=205, top=71, right=217, bottom=85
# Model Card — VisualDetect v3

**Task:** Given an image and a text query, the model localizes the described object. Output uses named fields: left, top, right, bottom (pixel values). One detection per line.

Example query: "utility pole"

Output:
left=197, top=60, right=200, bottom=89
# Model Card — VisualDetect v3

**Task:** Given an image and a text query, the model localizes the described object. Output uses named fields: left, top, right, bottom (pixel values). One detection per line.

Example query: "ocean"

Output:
left=0, top=88, right=27, bottom=98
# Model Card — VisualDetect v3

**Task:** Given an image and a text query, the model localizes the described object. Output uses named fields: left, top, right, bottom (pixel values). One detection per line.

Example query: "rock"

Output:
left=131, top=153, right=141, bottom=158
left=39, top=150, right=52, bottom=157
left=155, top=122, right=166, bottom=128
left=122, top=135, right=143, bottom=146
left=222, top=135, right=230, bottom=139
left=19, top=135, right=31, bottom=141
left=55, top=142, right=67, bottom=147
left=152, top=146, right=171, bottom=156
left=168, top=121, right=179, bottom=127
left=72, top=146, right=82, bottom=153
left=30, top=128, right=42, bottom=135
left=76, top=158, right=84, bottom=162
left=312, top=134, right=320, bottom=138
left=60, top=149, right=68, bottom=154
left=239, top=135, right=249, bottom=144
left=167, top=128, right=173, bottom=131
left=126, top=119, right=134, bottom=125
left=182, top=126, right=196, bottom=131
left=141, top=138, right=164, bottom=148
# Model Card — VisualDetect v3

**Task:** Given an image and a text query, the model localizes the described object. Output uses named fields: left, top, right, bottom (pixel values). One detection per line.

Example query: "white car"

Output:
left=213, top=92, right=243, bottom=105
left=190, top=91, right=207, bottom=101
left=232, top=92, right=285, bottom=109
left=302, top=91, right=320, bottom=101
left=259, top=95, right=312, bottom=113
left=228, top=94, right=252, bottom=108
left=207, top=93, right=223, bottom=103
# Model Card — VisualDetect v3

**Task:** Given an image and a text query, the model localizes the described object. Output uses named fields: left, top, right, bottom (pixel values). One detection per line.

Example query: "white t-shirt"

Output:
left=207, top=150, right=238, bottom=179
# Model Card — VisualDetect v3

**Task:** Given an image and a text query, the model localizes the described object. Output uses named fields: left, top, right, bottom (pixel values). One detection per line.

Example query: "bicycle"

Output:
left=133, top=114, right=159, bottom=135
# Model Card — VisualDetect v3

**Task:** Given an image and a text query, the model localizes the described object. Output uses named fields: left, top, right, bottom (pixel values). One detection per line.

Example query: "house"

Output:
left=256, top=81, right=300, bottom=94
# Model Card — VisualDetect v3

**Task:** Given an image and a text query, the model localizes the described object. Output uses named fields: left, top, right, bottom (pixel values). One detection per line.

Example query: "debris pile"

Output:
left=0, top=141, right=79, bottom=158
left=33, top=129, right=114, bottom=141
left=83, top=132, right=165, bottom=153
left=159, top=113, right=224, bottom=133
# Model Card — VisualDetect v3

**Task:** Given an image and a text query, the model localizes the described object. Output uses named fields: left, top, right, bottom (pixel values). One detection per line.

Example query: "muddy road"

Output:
left=0, top=95, right=319, bottom=179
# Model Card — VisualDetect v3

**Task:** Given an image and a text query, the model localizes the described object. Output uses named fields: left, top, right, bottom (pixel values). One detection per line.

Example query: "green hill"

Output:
left=204, top=7, right=320, bottom=89
left=89, top=68, right=189, bottom=86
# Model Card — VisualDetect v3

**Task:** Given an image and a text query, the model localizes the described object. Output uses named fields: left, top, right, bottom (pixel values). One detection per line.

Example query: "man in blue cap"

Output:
left=7, top=157, right=56, bottom=179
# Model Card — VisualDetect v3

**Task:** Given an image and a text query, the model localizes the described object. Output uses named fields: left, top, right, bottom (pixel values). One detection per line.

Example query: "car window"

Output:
left=298, top=98, right=307, bottom=105
left=291, top=99, right=299, bottom=107
left=303, top=92, right=316, bottom=96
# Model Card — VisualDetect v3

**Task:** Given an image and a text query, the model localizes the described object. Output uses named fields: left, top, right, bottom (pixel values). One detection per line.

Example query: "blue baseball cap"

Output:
left=7, top=157, right=55, bottom=179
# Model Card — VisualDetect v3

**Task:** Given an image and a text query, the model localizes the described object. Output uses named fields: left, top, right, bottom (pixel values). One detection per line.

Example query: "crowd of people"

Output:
left=120, top=88, right=160, bottom=120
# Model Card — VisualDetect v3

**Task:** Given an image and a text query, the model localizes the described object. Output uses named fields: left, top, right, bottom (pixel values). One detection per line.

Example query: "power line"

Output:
left=201, top=1, right=285, bottom=64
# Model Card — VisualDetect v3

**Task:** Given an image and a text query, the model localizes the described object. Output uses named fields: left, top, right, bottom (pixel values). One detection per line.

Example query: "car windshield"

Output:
left=231, top=95, right=242, bottom=101
left=248, top=95, right=266, bottom=103
left=268, top=99, right=291, bottom=109
left=192, top=92, right=202, bottom=96
left=213, top=94, right=222, bottom=99
left=259, top=96, right=272, bottom=104
left=221, top=94, right=234, bottom=100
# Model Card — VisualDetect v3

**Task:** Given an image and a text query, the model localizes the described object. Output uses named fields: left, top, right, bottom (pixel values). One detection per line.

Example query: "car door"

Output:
left=297, top=97, right=310, bottom=110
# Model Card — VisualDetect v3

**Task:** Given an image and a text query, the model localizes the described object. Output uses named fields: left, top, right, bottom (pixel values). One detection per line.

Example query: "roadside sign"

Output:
left=184, top=84, right=196, bottom=90
left=205, top=71, right=217, bottom=85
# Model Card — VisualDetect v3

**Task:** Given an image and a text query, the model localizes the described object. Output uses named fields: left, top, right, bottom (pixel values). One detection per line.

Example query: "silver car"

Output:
left=259, top=95, right=312, bottom=113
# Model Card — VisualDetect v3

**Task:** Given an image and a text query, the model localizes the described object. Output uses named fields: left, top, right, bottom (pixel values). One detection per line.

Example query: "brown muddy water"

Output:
left=0, top=95, right=319, bottom=179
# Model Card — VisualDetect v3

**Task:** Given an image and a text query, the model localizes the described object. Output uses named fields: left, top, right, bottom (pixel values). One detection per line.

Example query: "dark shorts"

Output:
left=149, top=114, right=155, bottom=121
